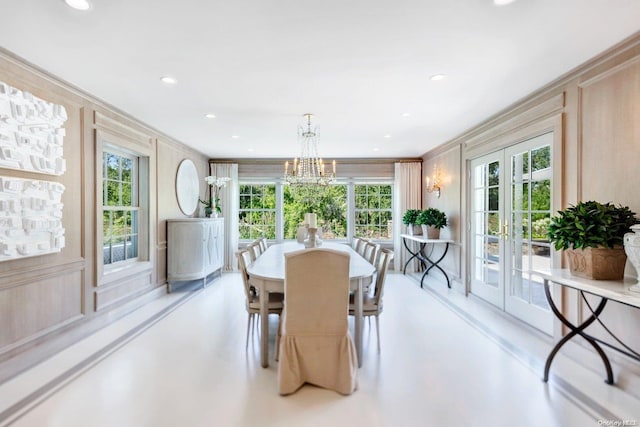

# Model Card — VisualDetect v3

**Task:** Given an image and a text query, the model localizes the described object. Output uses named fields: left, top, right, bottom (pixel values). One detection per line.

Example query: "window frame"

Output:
left=353, top=181, right=394, bottom=240
left=238, top=181, right=278, bottom=241
left=96, top=130, right=151, bottom=283
left=238, top=177, right=393, bottom=244
left=102, top=148, right=140, bottom=266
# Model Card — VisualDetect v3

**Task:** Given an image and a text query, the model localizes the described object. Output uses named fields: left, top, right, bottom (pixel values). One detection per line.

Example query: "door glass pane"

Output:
left=508, top=141, right=552, bottom=309
left=488, top=162, right=500, bottom=186
left=486, top=261, right=499, bottom=287
left=531, top=146, right=551, bottom=171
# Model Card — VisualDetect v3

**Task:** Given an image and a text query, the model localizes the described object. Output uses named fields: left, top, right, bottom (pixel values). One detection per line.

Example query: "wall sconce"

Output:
left=426, top=164, right=442, bottom=198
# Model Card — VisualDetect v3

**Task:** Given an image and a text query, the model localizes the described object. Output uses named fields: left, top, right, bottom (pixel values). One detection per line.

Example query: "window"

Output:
left=239, top=184, right=276, bottom=239
left=283, top=184, right=347, bottom=240
left=354, top=184, right=393, bottom=240
left=238, top=180, right=393, bottom=242
left=103, top=150, right=139, bottom=265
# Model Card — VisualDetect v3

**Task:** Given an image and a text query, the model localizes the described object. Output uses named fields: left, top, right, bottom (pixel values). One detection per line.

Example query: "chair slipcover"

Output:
left=278, top=248, right=358, bottom=395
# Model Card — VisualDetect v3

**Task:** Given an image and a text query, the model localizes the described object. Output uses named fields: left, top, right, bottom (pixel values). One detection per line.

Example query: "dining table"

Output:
left=246, top=241, right=376, bottom=368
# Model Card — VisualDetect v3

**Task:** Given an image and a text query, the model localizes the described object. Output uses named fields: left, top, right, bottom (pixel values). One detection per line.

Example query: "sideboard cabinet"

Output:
left=167, top=218, right=224, bottom=292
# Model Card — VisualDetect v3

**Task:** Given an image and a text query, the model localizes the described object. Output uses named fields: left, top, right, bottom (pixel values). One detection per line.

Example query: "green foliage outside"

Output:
left=238, top=183, right=393, bottom=241
left=239, top=184, right=277, bottom=240
left=104, top=152, right=134, bottom=239
left=283, top=185, right=347, bottom=239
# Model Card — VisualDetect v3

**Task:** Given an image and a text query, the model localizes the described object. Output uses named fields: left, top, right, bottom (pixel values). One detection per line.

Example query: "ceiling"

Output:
left=1, top=1, right=639, bottom=159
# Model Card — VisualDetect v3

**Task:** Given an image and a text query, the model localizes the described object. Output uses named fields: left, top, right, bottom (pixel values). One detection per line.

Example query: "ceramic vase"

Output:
left=624, top=224, right=640, bottom=292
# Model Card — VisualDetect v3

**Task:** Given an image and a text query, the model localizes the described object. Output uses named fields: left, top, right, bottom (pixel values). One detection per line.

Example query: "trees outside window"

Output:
left=103, top=150, right=139, bottom=265
left=239, top=181, right=393, bottom=242
left=239, top=184, right=276, bottom=239
left=283, top=185, right=347, bottom=240
left=354, top=184, right=392, bottom=239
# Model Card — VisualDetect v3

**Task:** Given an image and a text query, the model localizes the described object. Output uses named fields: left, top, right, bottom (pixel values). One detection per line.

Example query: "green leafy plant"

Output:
left=402, top=209, right=421, bottom=225
left=547, top=201, right=638, bottom=250
left=417, top=208, right=448, bottom=229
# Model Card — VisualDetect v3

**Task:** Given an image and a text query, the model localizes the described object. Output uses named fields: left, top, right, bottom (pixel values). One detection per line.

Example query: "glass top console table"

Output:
left=400, top=234, right=454, bottom=288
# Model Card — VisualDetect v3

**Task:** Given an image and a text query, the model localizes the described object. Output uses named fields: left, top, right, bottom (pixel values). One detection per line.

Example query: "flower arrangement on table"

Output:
left=200, top=176, right=231, bottom=217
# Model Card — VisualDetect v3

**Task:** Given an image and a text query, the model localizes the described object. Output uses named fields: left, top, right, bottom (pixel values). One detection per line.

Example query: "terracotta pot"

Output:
left=421, top=225, right=440, bottom=240
left=564, top=246, right=627, bottom=280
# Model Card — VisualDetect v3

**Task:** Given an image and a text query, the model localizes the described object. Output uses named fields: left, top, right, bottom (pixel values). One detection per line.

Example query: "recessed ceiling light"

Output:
left=205, top=113, right=216, bottom=119
left=247, top=148, right=254, bottom=152
left=401, top=113, right=411, bottom=118
left=160, top=76, right=177, bottom=85
left=494, top=0, right=516, bottom=5
left=373, top=148, right=380, bottom=152
left=383, top=134, right=391, bottom=139
left=231, top=135, right=239, bottom=139
left=430, top=74, right=446, bottom=81
left=64, top=0, right=91, bottom=10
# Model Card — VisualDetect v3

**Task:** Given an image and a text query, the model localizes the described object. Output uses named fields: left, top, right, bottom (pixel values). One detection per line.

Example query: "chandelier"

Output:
left=284, top=114, right=336, bottom=186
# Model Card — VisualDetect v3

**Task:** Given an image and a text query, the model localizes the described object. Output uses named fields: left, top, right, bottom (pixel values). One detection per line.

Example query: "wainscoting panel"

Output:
left=94, top=272, right=153, bottom=312
left=0, top=269, right=84, bottom=353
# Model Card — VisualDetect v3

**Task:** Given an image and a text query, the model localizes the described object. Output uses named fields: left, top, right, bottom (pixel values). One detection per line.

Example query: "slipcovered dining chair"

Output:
left=236, top=250, right=284, bottom=350
left=278, top=248, right=358, bottom=396
left=350, top=248, right=393, bottom=354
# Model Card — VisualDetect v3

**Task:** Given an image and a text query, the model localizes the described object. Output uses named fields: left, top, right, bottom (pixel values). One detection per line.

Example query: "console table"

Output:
left=400, top=234, right=454, bottom=288
left=534, top=269, right=640, bottom=385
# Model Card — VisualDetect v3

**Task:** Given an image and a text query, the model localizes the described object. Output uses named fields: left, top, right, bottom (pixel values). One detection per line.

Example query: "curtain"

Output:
left=393, top=162, right=422, bottom=272
left=210, top=162, right=239, bottom=271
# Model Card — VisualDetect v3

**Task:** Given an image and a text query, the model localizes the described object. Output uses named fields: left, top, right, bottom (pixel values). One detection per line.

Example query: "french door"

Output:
left=469, top=133, right=554, bottom=334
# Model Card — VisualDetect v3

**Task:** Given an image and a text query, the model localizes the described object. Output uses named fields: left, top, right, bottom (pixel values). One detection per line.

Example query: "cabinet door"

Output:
left=213, top=219, right=224, bottom=270
left=204, top=221, right=217, bottom=273
left=205, top=219, right=224, bottom=272
left=168, top=221, right=206, bottom=280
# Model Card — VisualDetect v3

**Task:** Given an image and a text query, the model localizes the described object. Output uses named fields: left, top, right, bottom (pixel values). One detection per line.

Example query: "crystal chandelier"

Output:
left=284, top=114, right=336, bottom=186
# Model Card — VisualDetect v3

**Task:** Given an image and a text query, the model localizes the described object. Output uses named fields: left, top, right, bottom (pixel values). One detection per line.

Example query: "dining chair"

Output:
left=351, top=236, right=361, bottom=251
left=349, top=248, right=393, bottom=354
left=355, top=238, right=368, bottom=257
left=258, top=237, right=268, bottom=252
left=363, top=242, right=380, bottom=265
left=278, top=248, right=358, bottom=396
left=247, top=242, right=261, bottom=262
left=236, top=250, right=284, bottom=351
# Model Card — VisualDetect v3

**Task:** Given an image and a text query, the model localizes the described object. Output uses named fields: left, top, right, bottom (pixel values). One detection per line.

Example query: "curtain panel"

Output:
left=393, top=162, right=422, bottom=272
left=210, top=163, right=239, bottom=271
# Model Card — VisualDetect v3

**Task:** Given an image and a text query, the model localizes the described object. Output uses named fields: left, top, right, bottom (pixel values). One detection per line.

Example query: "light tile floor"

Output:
left=1, top=272, right=638, bottom=427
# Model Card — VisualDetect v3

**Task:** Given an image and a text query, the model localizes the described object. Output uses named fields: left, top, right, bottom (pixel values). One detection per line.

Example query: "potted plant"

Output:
left=548, top=201, right=638, bottom=280
left=417, top=208, right=447, bottom=239
left=402, top=209, right=422, bottom=235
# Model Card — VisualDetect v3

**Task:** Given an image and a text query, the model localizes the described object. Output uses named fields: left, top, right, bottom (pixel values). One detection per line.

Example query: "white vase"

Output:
left=624, top=224, right=640, bottom=292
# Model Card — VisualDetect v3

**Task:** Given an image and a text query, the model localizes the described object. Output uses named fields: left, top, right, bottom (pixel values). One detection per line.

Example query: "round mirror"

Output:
left=175, top=159, right=200, bottom=215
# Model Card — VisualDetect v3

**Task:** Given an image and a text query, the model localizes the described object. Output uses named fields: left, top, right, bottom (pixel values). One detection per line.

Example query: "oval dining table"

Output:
left=246, top=241, right=375, bottom=368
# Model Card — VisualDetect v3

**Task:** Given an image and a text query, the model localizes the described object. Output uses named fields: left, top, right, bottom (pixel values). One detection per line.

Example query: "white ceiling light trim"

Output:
left=160, top=76, right=177, bottom=85
left=64, top=0, right=91, bottom=10
left=494, top=0, right=516, bottom=5
left=429, top=74, right=447, bottom=81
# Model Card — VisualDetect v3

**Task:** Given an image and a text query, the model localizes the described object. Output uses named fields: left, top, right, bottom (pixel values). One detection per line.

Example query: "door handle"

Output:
left=497, top=221, right=509, bottom=240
